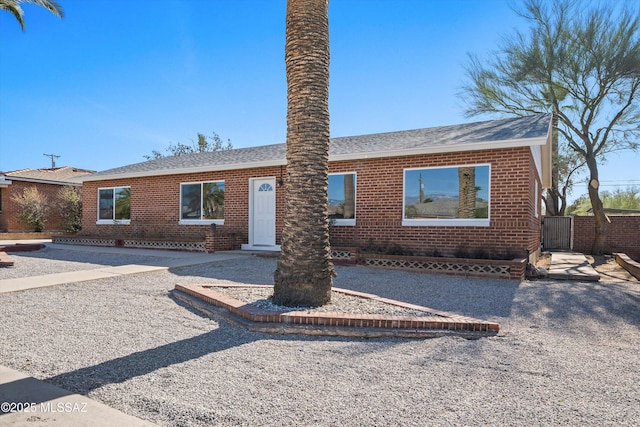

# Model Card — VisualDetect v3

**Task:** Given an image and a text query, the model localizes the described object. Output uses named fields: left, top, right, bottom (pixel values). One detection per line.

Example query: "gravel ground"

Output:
left=0, top=246, right=168, bottom=280
left=1, top=248, right=639, bottom=426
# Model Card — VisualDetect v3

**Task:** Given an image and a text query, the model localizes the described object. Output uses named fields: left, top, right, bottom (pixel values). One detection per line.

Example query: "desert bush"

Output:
left=11, top=186, right=49, bottom=231
left=57, top=186, right=82, bottom=233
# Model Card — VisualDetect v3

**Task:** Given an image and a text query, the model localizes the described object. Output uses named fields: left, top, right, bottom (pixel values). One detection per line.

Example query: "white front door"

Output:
left=251, top=178, right=276, bottom=247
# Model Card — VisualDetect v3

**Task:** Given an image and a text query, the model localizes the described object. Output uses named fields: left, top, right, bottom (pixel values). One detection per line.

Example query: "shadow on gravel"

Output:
left=40, top=291, right=374, bottom=401
left=8, top=247, right=163, bottom=267
left=515, top=280, right=640, bottom=327
left=45, top=327, right=258, bottom=397
left=168, top=258, right=521, bottom=321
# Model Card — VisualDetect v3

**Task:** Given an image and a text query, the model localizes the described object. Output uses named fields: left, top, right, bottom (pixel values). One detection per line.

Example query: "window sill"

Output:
left=330, top=219, right=356, bottom=226
left=402, top=219, right=490, bottom=227
left=96, top=220, right=131, bottom=225
left=179, top=219, right=224, bottom=226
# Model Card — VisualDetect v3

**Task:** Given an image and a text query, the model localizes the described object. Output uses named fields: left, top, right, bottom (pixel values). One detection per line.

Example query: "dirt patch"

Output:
left=536, top=252, right=552, bottom=270
left=586, top=255, right=638, bottom=283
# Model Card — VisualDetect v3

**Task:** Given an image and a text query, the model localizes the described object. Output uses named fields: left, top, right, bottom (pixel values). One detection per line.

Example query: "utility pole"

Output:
left=43, top=153, right=60, bottom=168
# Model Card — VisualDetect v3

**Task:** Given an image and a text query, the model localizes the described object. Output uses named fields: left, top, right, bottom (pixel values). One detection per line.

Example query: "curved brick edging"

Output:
left=0, top=252, right=14, bottom=267
left=0, top=244, right=46, bottom=252
left=614, top=253, right=640, bottom=280
left=0, top=244, right=45, bottom=267
left=173, top=283, right=499, bottom=338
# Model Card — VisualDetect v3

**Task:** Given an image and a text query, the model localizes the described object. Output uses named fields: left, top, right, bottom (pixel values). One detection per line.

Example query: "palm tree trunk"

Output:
left=273, top=0, right=334, bottom=307
left=343, top=173, right=355, bottom=219
left=458, top=167, right=476, bottom=218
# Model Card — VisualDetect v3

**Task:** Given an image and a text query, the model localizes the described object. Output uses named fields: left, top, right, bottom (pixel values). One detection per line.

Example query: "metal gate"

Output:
left=542, top=216, right=573, bottom=250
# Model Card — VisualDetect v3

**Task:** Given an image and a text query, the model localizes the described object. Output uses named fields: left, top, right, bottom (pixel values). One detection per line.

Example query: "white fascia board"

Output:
left=328, top=136, right=549, bottom=162
left=81, top=159, right=287, bottom=182
left=4, top=177, right=82, bottom=186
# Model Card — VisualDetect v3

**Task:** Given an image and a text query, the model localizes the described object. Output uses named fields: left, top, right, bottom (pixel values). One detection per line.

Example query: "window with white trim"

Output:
left=328, top=172, right=356, bottom=226
left=97, top=187, right=130, bottom=224
left=403, top=165, right=490, bottom=226
left=180, top=181, right=224, bottom=224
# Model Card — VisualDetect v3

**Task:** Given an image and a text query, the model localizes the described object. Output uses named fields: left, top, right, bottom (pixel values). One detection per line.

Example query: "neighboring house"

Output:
left=80, top=114, right=552, bottom=262
left=0, top=167, right=94, bottom=232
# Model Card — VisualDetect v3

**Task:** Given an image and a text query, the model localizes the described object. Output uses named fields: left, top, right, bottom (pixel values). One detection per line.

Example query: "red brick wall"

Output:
left=0, top=181, right=71, bottom=232
left=573, top=216, right=640, bottom=260
left=328, top=147, right=541, bottom=260
left=81, top=147, right=542, bottom=259
left=81, top=166, right=286, bottom=244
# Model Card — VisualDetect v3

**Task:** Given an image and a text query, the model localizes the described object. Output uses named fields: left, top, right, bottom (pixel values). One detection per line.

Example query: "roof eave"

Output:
left=329, top=135, right=549, bottom=162
left=81, top=159, right=288, bottom=182
left=3, top=176, right=83, bottom=186
left=82, top=135, right=549, bottom=182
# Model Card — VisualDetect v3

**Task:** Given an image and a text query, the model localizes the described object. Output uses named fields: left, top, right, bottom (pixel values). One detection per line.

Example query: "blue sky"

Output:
left=0, top=0, right=637, bottom=204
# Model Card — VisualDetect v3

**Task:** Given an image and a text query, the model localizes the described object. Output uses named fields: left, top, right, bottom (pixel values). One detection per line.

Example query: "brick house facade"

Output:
left=80, top=115, right=552, bottom=262
left=0, top=167, right=93, bottom=232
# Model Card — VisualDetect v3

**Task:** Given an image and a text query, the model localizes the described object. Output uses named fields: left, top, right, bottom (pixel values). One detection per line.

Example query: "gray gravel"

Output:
left=0, top=246, right=168, bottom=280
left=1, top=247, right=639, bottom=426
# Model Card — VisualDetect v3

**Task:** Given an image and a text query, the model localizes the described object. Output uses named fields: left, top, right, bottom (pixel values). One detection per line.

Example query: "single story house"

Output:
left=79, top=114, right=552, bottom=262
left=0, top=167, right=93, bottom=232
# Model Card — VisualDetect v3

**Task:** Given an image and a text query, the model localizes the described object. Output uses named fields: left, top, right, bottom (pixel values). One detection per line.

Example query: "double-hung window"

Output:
left=403, top=164, right=490, bottom=226
left=328, top=172, right=356, bottom=226
left=97, top=187, right=131, bottom=224
left=180, top=181, right=225, bottom=224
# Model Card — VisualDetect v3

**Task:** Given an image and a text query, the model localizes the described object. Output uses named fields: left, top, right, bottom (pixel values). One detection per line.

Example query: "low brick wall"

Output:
left=205, top=230, right=242, bottom=252
left=53, top=231, right=245, bottom=253
left=331, top=247, right=526, bottom=280
left=573, top=216, right=640, bottom=260
left=53, top=236, right=206, bottom=252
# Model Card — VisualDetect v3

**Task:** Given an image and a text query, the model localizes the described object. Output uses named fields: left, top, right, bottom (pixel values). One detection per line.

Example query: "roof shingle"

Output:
left=85, top=114, right=551, bottom=181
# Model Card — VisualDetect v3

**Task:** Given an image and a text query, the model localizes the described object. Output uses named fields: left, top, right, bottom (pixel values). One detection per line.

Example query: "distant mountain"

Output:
left=405, top=194, right=457, bottom=205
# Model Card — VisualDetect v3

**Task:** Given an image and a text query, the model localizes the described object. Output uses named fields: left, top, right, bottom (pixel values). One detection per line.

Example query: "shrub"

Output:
left=11, top=186, right=49, bottom=231
left=472, top=248, right=491, bottom=259
left=454, top=244, right=470, bottom=259
left=57, top=186, right=82, bottom=233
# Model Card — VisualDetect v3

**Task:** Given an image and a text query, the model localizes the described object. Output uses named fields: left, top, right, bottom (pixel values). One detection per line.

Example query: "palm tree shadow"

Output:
left=46, top=330, right=254, bottom=397
left=40, top=291, right=368, bottom=401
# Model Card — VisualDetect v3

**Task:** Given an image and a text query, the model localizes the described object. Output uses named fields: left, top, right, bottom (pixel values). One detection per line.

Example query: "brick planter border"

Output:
left=173, top=283, right=500, bottom=339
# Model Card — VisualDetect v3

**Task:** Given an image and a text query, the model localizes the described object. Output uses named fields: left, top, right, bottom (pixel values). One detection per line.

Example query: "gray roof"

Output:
left=5, top=166, right=94, bottom=185
left=84, top=114, right=551, bottom=181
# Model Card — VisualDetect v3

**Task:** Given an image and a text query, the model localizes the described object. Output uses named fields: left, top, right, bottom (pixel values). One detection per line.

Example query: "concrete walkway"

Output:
left=0, top=365, right=157, bottom=426
left=0, top=242, right=246, bottom=294
left=547, top=251, right=601, bottom=281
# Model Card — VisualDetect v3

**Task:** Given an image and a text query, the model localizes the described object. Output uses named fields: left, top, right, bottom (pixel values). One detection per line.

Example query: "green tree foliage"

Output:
left=144, top=132, right=232, bottom=160
left=0, top=0, right=63, bottom=30
left=567, top=187, right=640, bottom=216
left=460, top=0, right=640, bottom=254
left=56, top=185, right=82, bottom=233
left=11, top=186, right=49, bottom=231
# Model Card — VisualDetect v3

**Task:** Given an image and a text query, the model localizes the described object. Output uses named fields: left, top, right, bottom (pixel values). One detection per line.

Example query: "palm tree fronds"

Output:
left=0, top=0, right=64, bottom=31
left=0, top=0, right=26, bottom=30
